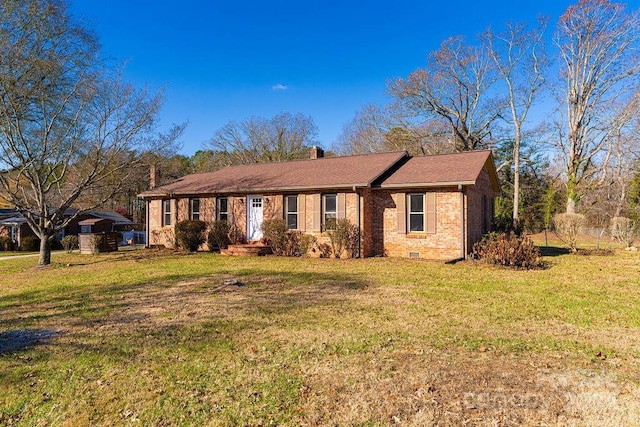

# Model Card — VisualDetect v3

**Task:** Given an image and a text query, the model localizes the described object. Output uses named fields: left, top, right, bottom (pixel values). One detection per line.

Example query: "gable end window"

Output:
left=190, top=198, right=200, bottom=220
left=322, top=194, right=337, bottom=231
left=163, top=199, right=172, bottom=226
left=217, top=197, right=228, bottom=222
left=285, top=195, right=298, bottom=230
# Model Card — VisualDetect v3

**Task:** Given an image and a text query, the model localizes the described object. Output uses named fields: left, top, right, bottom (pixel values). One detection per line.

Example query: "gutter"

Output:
left=138, top=183, right=373, bottom=199
left=379, top=180, right=476, bottom=189
left=460, top=185, right=466, bottom=259
left=353, top=185, right=361, bottom=258
left=146, top=199, right=150, bottom=248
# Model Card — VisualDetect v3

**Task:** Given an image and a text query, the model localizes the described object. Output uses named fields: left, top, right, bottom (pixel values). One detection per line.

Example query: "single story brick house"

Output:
left=138, top=148, right=500, bottom=260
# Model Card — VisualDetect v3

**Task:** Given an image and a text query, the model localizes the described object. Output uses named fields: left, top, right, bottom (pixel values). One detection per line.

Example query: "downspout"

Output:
left=353, top=185, right=361, bottom=258
left=146, top=199, right=150, bottom=248
left=460, top=185, right=466, bottom=259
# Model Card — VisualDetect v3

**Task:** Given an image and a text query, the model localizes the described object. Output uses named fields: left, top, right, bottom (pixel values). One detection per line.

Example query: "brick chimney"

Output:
left=310, top=146, right=324, bottom=159
left=149, top=164, right=160, bottom=189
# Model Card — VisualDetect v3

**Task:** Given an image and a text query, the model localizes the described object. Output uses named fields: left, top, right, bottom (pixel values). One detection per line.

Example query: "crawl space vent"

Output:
left=408, top=252, right=420, bottom=259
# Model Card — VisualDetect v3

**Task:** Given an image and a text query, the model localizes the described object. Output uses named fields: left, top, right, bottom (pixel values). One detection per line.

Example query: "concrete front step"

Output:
left=220, top=244, right=272, bottom=256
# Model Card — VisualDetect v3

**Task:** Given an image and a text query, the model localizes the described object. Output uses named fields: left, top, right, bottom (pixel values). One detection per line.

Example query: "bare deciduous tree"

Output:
left=0, top=0, right=175, bottom=266
left=484, top=19, right=548, bottom=224
left=334, top=104, right=456, bottom=156
left=205, top=112, right=319, bottom=166
left=389, top=36, right=503, bottom=152
left=554, top=0, right=640, bottom=213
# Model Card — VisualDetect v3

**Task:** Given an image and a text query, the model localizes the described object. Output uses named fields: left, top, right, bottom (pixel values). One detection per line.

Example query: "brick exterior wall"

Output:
left=372, top=189, right=463, bottom=260
left=360, top=188, right=375, bottom=257
left=465, top=168, right=496, bottom=251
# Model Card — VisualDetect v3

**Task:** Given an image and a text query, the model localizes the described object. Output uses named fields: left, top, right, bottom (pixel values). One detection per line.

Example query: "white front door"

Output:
left=247, top=195, right=264, bottom=241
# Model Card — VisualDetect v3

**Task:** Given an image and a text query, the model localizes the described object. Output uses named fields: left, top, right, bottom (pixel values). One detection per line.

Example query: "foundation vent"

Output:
left=408, top=252, right=420, bottom=259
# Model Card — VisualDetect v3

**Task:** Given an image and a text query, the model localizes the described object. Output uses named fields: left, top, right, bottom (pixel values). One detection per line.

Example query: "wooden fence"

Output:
left=79, top=232, right=119, bottom=254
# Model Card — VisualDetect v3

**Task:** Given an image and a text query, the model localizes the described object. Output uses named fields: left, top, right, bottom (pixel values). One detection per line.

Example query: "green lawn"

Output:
left=1, top=248, right=639, bottom=425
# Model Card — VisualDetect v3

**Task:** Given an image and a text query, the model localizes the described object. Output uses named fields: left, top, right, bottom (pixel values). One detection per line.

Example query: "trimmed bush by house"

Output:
left=175, top=220, right=208, bottom=252
left=299, top=234, right=317, bottom=257
left=61, top=235, right=79, bottom=253
left=207, top=220, right=231, bottom=251
left=327, top=218, right=359, bottom=258
left=472, top=232, right=541, bottom=269
left=261, top=219, right=313, bottom=257
left=0, top=235, right=15, bottom=251
left=262, top=219, right=289, bottom=255
left=553, top=213, right=586, bottom=252
left=20, top=236, right=40, bottom=252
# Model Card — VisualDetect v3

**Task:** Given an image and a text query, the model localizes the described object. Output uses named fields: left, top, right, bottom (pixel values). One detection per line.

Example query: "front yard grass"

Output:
left=1, top=248, right=639, bottom=425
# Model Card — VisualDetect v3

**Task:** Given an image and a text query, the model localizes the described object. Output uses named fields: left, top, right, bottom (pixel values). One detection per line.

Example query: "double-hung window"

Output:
left=408, top=193, right=425, bottom=232
left=217, top=197, right=228, bottom=222
left=285, top=195, right=298, bottom=230
left=163, top=199, right=172, bottom=226
left=323, top=194, right=337, bottom=230
left=406, top=193, right=436, bottom=234
left=190, top=198, right=200, bottom=220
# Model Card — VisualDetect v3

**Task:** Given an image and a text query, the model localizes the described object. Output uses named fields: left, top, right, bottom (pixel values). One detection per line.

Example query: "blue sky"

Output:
left=68, top=1, right=633, bottom=155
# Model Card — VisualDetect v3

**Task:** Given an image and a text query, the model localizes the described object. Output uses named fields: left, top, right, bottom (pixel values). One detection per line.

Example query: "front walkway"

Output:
left=0, top=251, right=64, bottom=261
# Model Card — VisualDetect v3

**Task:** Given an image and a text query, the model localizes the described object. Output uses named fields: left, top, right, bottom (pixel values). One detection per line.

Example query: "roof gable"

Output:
left=379, top=150, right=500, bottom=193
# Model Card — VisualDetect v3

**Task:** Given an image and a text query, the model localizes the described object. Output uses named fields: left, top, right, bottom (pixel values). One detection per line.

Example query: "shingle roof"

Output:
left=139, top=151, right=409, bottom=197
left=78, top=217, right=114, bottom=226
left=89, top=210, right=133, bottom=224
left=0, top=208, right=16, bottom=220
left=138, top=150, right=500, bottom=198
left=0, top=215, right=26, bottom=226
left=380, top=150, right=499, bottom=192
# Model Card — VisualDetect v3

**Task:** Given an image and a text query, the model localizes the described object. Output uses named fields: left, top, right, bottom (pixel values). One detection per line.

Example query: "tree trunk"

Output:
left=566, top=197, right=576, bottom=214
left=512, top=131, right=521, bottom=224
left=37, top=235, right=52, bottom=267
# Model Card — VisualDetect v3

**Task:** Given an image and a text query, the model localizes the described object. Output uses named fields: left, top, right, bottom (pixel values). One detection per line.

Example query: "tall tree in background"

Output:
left=0, top=0, right=175, bottom=266
left=484, top=19, right=548, bottom=224
left=334, top=105, right=391, bottom=155
left=555, top=0, right=640, bottom=213
left=389, top=36, right=503, bottom=152
left=205, top=112, right=319, bottom=166
left=334, top=104, right=455, bottom=156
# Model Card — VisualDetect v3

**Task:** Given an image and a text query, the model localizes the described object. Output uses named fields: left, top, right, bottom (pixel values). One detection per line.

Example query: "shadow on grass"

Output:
left=0, top=329, right=62, bottom=354
left=539, top=246, right=572, bottom=257
left=539, top=246, right=616, bottom=257
left=0, top=266, right=370, bottom=355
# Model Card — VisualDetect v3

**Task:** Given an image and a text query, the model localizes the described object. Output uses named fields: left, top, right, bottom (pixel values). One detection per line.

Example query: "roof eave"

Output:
left=378, top=180, right=476, bottom=190
left=138, top=182, right=373, bottom=198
